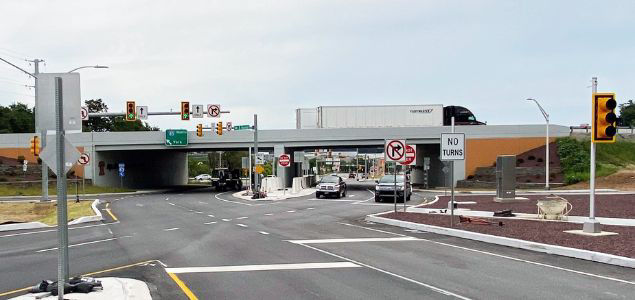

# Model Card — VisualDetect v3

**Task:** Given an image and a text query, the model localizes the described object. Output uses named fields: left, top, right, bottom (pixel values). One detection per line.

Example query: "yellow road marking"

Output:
left=168, top=272, right=199, bottom=300
left=0, top=260, right=160, bottom=297
left=0, top=287, right=30, bottom=297
left=105, top=208, right=118, bottom=221
left=106, top=202, right=110, bottom=208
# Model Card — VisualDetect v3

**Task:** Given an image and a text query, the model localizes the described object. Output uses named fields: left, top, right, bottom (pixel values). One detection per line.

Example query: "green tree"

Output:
left=82, top=99, right=159, bottom=132
left=619, top=100, right=635, bottom=127
left=0, top=103, right=35, bottom=133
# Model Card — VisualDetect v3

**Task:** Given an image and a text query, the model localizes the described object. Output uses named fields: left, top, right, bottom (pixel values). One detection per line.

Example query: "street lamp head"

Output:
left=94, top=65, right=109, bottom=69
left=526, top=98, right=536, bottom=102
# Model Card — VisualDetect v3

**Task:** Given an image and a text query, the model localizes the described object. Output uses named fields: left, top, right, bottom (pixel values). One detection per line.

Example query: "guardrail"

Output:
left=570, top=126, right=635, bottom=134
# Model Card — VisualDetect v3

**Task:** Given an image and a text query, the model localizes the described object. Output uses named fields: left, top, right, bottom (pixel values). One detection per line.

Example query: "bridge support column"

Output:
left=274, top=144, right=294, bottom=189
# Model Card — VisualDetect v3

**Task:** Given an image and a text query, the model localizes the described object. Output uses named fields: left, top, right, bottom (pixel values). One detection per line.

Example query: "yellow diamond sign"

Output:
left=255, top=165, right=264, bottom=174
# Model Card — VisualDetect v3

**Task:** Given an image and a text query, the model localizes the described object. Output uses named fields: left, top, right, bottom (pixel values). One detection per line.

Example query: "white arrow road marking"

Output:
left=165, top=262, right=360, bottom=274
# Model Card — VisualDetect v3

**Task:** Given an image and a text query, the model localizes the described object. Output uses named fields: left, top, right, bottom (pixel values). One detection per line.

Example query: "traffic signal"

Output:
left=181, top=101, right=190, bottom=120
left=592, top=93, right=617, bottom=143
left=126, top=101, right=136, bottom=121
left=196, top=124, right=203, bottom=137
left=216, top=121, right=223, bottom=135
left=30, top=136, right=40, bottom=156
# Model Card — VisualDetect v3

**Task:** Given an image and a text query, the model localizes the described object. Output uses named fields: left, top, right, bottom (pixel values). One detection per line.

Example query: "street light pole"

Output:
left=526, top=98, right=550, bottom=190
left=67, top=65, right=109, bottom=73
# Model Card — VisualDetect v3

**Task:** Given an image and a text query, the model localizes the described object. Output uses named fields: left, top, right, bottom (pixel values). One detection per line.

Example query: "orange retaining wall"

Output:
left=0, top=148, right=85, bottom=177
left=466, top=137, right=555, bottom=176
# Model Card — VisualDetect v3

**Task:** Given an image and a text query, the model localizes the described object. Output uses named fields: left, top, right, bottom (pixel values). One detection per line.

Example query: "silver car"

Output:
left=316, top=175, right=347, bottom=199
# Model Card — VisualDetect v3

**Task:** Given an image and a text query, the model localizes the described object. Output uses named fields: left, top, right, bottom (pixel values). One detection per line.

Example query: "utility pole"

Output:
left=253, top=114, right=259, bottom=193
left=29, top=59, right=49, bottom=202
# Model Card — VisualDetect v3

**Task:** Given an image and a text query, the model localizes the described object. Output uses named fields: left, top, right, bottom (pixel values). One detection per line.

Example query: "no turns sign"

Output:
left=441, top=133, right=465, bottom=161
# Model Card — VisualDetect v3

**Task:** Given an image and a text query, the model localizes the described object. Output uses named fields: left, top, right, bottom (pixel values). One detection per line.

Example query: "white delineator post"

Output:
left=584, top=77, right=601, bottom=233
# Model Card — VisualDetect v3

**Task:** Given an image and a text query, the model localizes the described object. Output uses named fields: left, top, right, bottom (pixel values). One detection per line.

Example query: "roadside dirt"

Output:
left=564, top=166, right=635, bottom=191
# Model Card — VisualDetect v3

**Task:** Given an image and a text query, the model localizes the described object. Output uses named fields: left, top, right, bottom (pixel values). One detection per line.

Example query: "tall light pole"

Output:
left=67, top=65, right=109, bottom=73
left=526, top=98, right=550, bottom=190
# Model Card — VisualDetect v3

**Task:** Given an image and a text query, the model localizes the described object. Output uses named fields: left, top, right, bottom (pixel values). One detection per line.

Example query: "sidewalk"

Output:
left=10, top=277, right=152, bottom=300
left=413, top=188, right=625, bottom=194
left=232, top=188, right=316, bottom=201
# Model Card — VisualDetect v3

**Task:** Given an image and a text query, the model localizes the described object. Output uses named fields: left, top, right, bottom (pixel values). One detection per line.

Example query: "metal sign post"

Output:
left=394, top=162, right=397, bottom=213
left=440, top=117, right=465, bottom=227
left=54, top=77, right=69, bottom=299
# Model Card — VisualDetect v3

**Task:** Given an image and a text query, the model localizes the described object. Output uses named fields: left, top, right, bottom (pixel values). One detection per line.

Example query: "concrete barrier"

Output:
left=261, top=177, right=282, bottom=192
left=292, top=177, right=304, bottom=193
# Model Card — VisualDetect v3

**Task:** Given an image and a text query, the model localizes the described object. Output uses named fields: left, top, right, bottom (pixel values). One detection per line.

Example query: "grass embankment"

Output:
left=558, top=137, right=635, bottom=184
left=0, top=201, right=95, bottom=225
left=0, top=184, right=132, bottom=196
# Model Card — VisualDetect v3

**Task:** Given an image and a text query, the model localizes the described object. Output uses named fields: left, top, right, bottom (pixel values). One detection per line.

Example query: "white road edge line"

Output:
left=296, top=243, right=471, bottom=300
left=288, top=237, right=419, bottom=244
left=164, top=227, right=179, bottom=231
left=365, top=216, right=635, bottom=286
left=165, top=262, right=360, bottom=274
left=36, top=236, right=133, bottom=253
left=1, top=223, right=114, bottom=239
left=338, top=222, right=407, bottom=237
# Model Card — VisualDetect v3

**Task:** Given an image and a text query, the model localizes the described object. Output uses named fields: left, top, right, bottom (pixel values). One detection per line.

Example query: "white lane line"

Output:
left=198, top=201, right=207, bottom=204
left=215, top=193, right=254, bottom=206
left=352, top=188, right=376, bottom=204
left=195, top=211, right=204, bottom=214
left=36, top=236, right=133, bottom=253
left=306, top=208, right=315, bottom=210
left=295, top=243, right=471, bottom=300
left=259, top=231, right=270, bottom=235
left=165, top=197, right=169, bottom=201
left=204, top=221, right=217, bottom=225
left=308, top=199, right=356, bottom=202
left=289, top=237, right=419, bottom=244
left=164, top=227, right=180, bottom=231
left=165, top=262, right=360, bottom=274
left=338, top=222, right=407, bottom=237
left=287, top=210, right=296, bottom=213
left=264, top=213, right=274, bottom=216
left=236, top=224, right=248, bottom=228
left=207, top=214, right=215, bottom=218
left=1, top=223, right=114, bottom=239
left=222, top=219, right=232, bottom=222
left=348, top=195, right=355, bottom=198
left=168, top=203, right=175, bottom=206
left=236, top=216, right=249, bottom=220
left=344, top=221, right=635, bottom=286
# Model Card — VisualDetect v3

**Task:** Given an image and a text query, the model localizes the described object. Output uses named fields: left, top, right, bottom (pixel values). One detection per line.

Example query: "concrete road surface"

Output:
left=1, top=180, right=633, bottom=299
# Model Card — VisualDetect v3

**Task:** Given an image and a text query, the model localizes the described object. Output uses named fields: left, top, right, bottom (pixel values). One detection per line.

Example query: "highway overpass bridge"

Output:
left=0, top=124, right=570, bottom=188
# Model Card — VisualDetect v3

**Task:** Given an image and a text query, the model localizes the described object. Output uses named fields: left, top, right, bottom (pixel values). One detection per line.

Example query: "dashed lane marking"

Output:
left=168, top=202, right=175, bottom=206
left=164, top=227, right=180, bottom=231
left=264, top=213, right=274, bottom=216
left=236, top=224, right=248, bottom=228
left=236, top=216, right=249, bottom=220
left=165, top=262, right=361, bottom=274
left=207, top=214, right=215, bottom=218
left=222, top=219, right=232, bottom=222
left=306, top=208, right=315, bottom=210
left=259, top=231, right=270, bottom=235
left=286, top=210, right=296, bottom=213
left=36, top=236, right=133, bottom=253
left=204, top=221, right=217, bottom=225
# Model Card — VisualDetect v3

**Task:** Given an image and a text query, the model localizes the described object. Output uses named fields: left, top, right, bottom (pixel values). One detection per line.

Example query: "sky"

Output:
left=1, top=0, right=634, bottom=130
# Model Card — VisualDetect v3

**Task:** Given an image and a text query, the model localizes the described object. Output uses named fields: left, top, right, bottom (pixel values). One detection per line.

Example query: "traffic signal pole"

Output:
left=584, top=77, right=601, bottom=233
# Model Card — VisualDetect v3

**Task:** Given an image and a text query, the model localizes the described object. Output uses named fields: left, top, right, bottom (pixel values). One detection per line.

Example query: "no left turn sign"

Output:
left=385, top=139, right=406, bottom=162
left=80, top=106, right=89, bottom=121
left=208, top=104, right=221, bottom=118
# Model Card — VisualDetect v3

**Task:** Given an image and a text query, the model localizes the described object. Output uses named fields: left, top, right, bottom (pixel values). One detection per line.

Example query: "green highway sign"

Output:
left=165, top=129, right=188, bottom=146
left=233, top=125, right=252, bottom=130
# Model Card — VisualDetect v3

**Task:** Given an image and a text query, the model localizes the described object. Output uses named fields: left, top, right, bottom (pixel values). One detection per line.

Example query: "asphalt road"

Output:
left=1, top=180, right=634, bottom=299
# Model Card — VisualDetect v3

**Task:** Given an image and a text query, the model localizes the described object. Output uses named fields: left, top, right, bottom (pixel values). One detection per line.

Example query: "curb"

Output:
left=0, top=190, right=164, bottom=200
left=366, top=213, right=635, bottom=269
left=0, top=199, right=103, bottom=232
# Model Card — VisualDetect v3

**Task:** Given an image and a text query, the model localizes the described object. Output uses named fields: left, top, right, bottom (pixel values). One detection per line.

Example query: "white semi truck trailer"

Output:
left=296, top=105, right=484, bottom=129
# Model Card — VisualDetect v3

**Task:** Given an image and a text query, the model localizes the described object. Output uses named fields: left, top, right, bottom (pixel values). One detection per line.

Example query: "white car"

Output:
left=194, top=174, right=212, bottom=181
